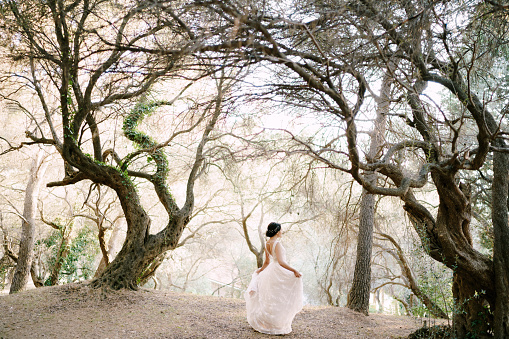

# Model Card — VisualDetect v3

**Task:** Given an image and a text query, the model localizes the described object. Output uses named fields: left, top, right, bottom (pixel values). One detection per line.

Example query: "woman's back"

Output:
left=265, top=239, right=283, bottom=262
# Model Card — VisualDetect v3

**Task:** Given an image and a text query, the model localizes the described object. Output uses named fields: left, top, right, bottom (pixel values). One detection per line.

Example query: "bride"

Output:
left=245, top=222, right=303, bottom=335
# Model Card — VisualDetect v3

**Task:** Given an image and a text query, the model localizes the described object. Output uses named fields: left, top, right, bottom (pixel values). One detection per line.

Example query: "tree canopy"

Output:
left=1, top=0, right=509, bottom=337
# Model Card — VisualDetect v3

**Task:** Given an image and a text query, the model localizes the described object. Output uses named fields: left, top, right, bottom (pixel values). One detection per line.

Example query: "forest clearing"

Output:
left=0, top=283, right=429, bottom=339
left=1, top=1, right=508, bottom=338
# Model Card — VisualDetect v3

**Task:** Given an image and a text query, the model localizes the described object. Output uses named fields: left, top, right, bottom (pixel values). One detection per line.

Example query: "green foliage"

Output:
left=122, top=100, right=170, bottom=188
left=413, top=268, right=453, bottom=318
left=407, top=325, right=453, bottom=339
left=122, top=101, right=158, bottom=149
left=61, top=226, right=99, bottom=282
left=453, top=290, right=494, bottom=338
left=408, top=245, right=454, bottom=318
left=36, top=224, right=100, bottom=285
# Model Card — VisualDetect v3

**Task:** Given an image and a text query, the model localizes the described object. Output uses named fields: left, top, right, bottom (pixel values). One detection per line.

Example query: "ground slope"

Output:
left=0, top=283, right=434, bottom=338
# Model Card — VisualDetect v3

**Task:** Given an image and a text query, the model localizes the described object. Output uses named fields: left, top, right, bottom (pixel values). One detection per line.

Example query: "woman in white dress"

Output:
left=245, top=222, right=303, bottom=335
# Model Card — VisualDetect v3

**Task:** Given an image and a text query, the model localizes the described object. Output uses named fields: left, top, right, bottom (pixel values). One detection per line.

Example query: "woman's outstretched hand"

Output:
left=294, top=271, right=302, bottom=278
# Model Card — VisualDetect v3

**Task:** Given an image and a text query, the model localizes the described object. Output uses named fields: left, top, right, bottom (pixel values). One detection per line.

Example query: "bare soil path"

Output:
left=0, top=283, right=429, bottom=338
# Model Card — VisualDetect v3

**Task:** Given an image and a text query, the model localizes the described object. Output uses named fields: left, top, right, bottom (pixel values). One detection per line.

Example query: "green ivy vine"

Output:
left=122, top=101, right=169, bottom=184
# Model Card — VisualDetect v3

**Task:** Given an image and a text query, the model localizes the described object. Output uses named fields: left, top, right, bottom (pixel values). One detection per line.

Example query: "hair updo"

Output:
left=266, top=222, right=281, bottom=238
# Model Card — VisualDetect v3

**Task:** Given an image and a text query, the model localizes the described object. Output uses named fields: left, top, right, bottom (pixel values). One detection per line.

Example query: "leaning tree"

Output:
left=189, top=0, right=509, bottom=336
left=0, top=0, right=238, bottom=290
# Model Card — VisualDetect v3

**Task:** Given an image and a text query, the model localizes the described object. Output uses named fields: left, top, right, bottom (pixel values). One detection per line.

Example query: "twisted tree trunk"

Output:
left=404, top=175, right=495, bottom=337
left=89, top=79, right=225, bottom=290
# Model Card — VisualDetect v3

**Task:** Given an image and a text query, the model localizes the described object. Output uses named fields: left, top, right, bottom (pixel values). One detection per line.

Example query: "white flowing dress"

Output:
left=245, top=239, right=303, bottom=335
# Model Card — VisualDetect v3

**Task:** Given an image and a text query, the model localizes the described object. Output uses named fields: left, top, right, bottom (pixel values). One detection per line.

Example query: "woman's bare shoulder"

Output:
left=274, top=240, right=284, bottom=250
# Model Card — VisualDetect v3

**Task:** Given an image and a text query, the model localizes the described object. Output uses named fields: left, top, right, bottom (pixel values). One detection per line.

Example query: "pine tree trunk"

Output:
left=347, top=68, right=392, bottom=314
left=347, top=190, right=375, bottom=314
left=9, top=151, right=47, bottom=294
left=492, top=149, right=509, bottom=338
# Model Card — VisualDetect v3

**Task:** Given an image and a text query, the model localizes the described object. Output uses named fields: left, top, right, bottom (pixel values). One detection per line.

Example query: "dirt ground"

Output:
left=0, top=283, right=436, bottom=338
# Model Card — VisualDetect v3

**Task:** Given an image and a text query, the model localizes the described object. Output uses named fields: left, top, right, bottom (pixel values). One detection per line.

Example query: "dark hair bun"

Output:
left=266, top=222, right=281, bottom=237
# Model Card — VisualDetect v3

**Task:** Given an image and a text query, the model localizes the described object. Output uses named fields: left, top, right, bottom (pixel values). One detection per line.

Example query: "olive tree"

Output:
left=0, top=0, right=236, bottom=290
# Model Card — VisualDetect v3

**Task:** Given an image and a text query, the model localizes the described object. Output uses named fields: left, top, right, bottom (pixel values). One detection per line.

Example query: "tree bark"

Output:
left=347, top=68, right=392, bottom=314
left=9, top=150, right=47, bottom=293
left=138, top=253, right=167, bottom=286
left=347, top=191, right=375, bottom=314
left=492, top=149, right=509, bottom=338
left=96, top=218, right=109, bottom=272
